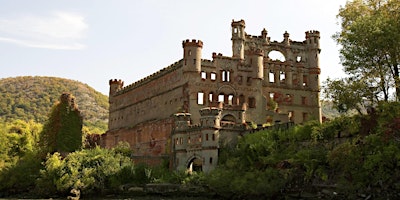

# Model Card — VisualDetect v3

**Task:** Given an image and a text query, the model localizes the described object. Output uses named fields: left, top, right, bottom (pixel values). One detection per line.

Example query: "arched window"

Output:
left=268, top=50, right=286, bottom=62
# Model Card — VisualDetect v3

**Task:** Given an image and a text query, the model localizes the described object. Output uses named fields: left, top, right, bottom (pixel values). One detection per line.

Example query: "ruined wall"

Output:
left=109, top=61, right=186, bottom=130
left=103, top=117, right=174, bottom=157
left=104, top=19, right=322, bottom=169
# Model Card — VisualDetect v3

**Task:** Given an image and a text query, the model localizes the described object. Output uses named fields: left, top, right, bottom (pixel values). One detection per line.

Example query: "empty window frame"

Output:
left=280, top=71, right=285, bottom=83
left=222, top=70, right=230, bottom=82
left=269, top=70, right=275, bottom=83
left=197, top=92, right=204, bottom=105
left=209, top=93, right=214, bottom=102
left=201, top=71, right=206, bottom=79
left=248, top=97, right=256, bottom=108
left=218, top=94, right=225, bottom=103
left=210, top=72, right=217, bottom=80
left=303, top=75, right=308, bottom=87
left=301, top=96, right=307, bottom=105
left=228, top=94, right=234, bottom=105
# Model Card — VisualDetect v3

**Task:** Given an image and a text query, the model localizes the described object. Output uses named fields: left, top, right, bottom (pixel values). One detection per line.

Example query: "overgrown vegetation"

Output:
left=206, top=102, right=400, bottom=199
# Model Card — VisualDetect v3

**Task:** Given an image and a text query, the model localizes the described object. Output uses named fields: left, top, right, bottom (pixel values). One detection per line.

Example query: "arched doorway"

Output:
left=187, top=157, right=203, bottom=172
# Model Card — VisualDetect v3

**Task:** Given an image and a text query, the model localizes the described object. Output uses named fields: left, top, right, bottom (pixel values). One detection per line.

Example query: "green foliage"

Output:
left=324, top=78, right=371, bottom=114
left=0, top=119, right=43, bottom=195
left=0, top=76, right=109, bottom=133
left=311, top=116, right=360, bottom=141
left=38, top=94, right=83, bottom=155
left=334, top=0, right=400, bottom=101
left=37, top=147, right=135, bottom=196
left=207, top=120, right=326, bottom=198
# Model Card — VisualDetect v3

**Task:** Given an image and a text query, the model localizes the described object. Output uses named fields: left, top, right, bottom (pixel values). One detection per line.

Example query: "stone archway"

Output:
left=187, top=156, right=203, bottom=172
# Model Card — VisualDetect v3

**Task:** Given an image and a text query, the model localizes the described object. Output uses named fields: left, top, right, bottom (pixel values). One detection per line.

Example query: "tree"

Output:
left=39, top=93, right=83, bottom=156
left=324, top=77, right=373, bottom=114
left=333, top=0, right=400, bottom=101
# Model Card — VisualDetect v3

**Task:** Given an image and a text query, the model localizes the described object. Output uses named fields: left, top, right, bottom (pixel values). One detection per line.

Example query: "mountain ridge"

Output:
left=0, top=76, right=109, bottom=132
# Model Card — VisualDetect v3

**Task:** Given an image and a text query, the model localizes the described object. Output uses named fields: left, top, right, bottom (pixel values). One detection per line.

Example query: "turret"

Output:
left=182, top=39, right=203, bottom=73
left=261, top=28, right=270, bottom=44
left=231, top=19, right=246, bottom=59
left=199, top=107, right=221, bottom=128
left=305, top=30, right=321, bottom=91
left=283, top=31, right=290, bottom=46
left=109, top=79, right=123, bottom=97
left=174, top=113, right=191, bottom=132
left=247, top=49, right=264, bottom=79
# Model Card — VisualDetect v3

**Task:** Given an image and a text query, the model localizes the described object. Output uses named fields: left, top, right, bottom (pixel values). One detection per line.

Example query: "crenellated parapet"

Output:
left=305, top=30, right=320, bottom=48
left=199, top=107, right=221, bottom=116
left=109, top=79, right=124, bottom=86
left=109, top=79, right=124, bottom=96
left=182, top=39, right=203, bottom=48
left=115, top=60, right=183, bottom=95
left=231, top=19, right=245, bottom=28
left=246, top=48, right=264, bottom=56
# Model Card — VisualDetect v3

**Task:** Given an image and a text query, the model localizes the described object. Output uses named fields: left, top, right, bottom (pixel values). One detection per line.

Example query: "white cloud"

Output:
left=0, top=11, right=88, bottom=50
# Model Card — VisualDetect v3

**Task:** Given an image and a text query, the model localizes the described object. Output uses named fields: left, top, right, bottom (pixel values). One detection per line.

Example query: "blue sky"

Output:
left=0, top=0, right=347, bottom=95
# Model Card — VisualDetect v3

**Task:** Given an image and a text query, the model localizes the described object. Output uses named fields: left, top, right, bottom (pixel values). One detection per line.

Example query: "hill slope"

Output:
left=0, top=76, right=109, bottom=132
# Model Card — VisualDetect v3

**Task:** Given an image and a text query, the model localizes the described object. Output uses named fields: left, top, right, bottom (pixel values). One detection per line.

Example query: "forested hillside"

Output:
left=0, top=76, right=108, bottom=133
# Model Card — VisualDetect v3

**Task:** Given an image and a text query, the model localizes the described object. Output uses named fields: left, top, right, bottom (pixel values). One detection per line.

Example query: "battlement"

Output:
left=116, top=60, right=183, bottom=95
left=182, top=39, right=203, bottom=48
left=109, top=79, right=124, bottom=86
left=174, top=113, right=192, bottom=121
left=305, top=30, right=320, bottom=38
left=199, top=107, right=221, bottom=116
left=231, top=19, right=245, bottom=27
left=246, top=48, right=264, bottom=56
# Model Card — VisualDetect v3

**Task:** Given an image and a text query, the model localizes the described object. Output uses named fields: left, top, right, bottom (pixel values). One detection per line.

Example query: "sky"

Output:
left=0, top=0, right=348, bottom=95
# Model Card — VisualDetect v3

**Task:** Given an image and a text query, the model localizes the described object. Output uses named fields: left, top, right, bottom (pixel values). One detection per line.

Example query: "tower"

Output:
left=248, top=49, right=264, bottom=80
left=109, top=79, right=123, bottom=97
left=231, top=19, right=245, bottom=59
left=305, top=30, right=321, bottom=91
left=305, top=30, right=322, bottom=122
left=199, top=107, right=221, bottom=173
left=182, top=39, right=203, bottom=73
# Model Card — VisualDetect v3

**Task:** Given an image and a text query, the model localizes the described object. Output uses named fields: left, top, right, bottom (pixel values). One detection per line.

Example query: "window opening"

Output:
left=280, top=71, right=285, bottom=83
left=210, top=72, right=216, bottom=80
left=201, top=71, right=206, bottom=79
left=268, top=50, right=286, bottom=62
left=209, top=93, right=213, bottom=102
left=301, top=96, right=307, bottom=105
left=218, top=94, right=224, bottom=103
left=289, top=111, right=294, bottom=122
left=197, top=92, right=204, bottom=105
left=239, top=95, right=245, bottom=105
left=222, top=70, right=230, bottom=82
left=228, top=94, right=234, bottom=105
left=303, top=75, right=308, bottom=87
left=248, top=97, right=256, bottom=108
left=269, top=70, right=275, bottom=83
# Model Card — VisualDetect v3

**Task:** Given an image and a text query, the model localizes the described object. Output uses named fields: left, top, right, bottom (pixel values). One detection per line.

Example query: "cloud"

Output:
left=0, top=11, right=88, bottom=50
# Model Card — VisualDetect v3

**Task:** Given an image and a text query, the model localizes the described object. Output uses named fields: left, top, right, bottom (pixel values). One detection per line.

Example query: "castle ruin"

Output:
left=102, top=19, right=321, bottom=172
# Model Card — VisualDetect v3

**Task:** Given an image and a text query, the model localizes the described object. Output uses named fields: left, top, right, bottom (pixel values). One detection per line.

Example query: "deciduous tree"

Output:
left=333, top=0, right=400, bottom=101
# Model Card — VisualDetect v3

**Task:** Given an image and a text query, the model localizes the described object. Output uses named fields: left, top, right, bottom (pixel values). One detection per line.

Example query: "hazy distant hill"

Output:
left=321, top=100, right=341, bottom=119
left=0, top=76, right=108, bottom=132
